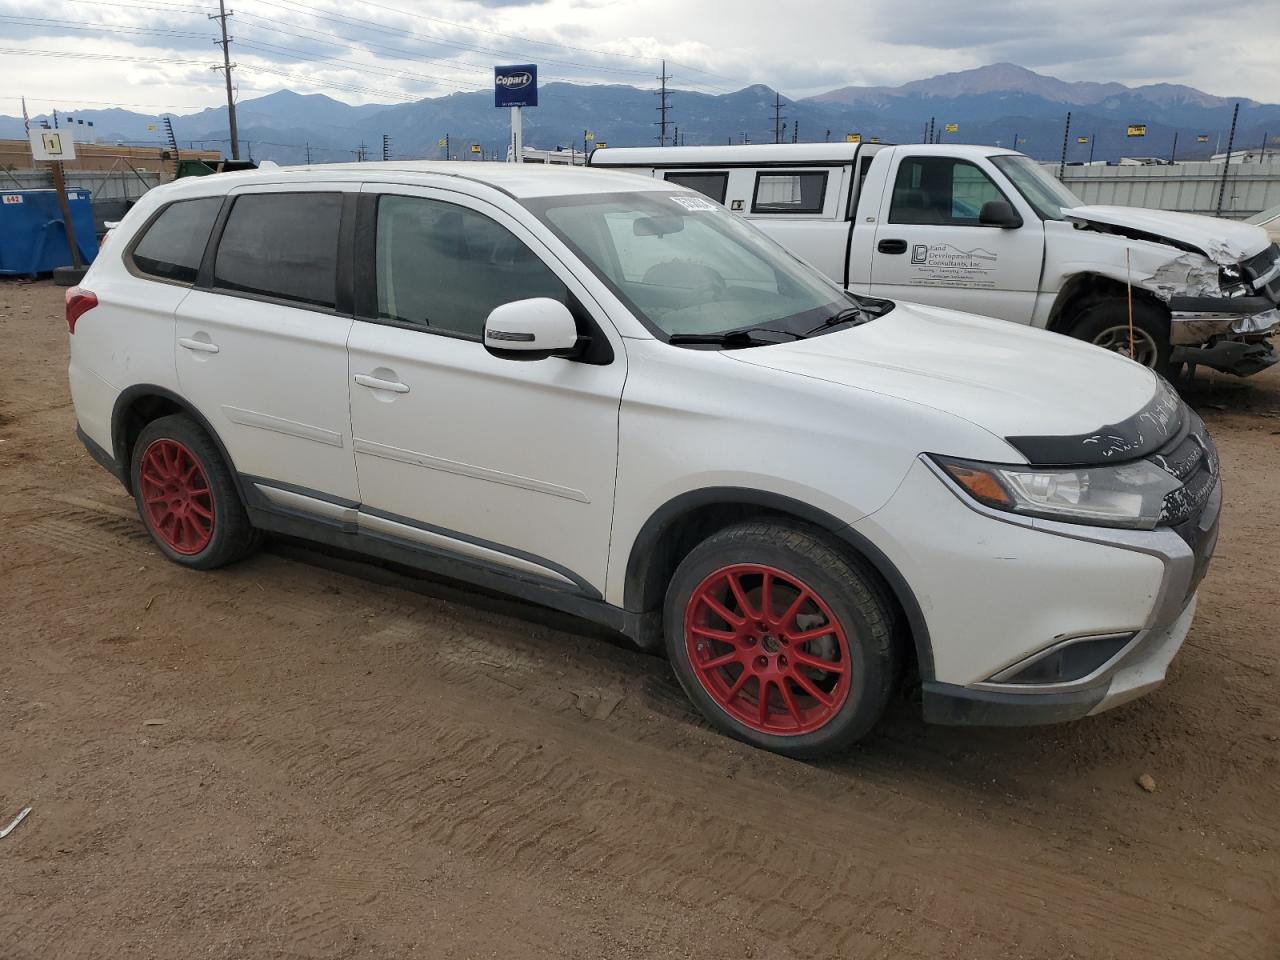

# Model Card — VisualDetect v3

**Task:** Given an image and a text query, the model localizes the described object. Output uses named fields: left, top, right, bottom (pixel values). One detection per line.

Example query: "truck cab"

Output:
left=590, top=143, right=1279, bottom=378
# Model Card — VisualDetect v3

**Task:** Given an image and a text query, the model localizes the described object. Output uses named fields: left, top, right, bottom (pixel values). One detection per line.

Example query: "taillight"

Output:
left=65, top=286, right=98, bottom=334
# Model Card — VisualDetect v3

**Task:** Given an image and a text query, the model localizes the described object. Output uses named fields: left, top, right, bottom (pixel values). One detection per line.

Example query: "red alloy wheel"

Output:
left=138, top=438, right=216, bottom=555
left=684, top=563, right=852, bottom=735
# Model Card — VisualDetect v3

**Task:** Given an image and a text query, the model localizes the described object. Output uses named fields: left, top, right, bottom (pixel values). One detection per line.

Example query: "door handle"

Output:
left=178, top=337, right=219, bottom=354
left=354, top=373, right=410, bottom=394
left=877, top=239, right=908, bottom=255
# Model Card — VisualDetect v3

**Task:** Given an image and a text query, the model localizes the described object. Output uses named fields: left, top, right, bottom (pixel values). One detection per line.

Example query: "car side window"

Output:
left=213, top=192, right=341, bottom=308
left=374, top=195, right=568, bottom=339
left=130, top=197, right=222, bottom=284
left=663, top=172, right=729, bottom=204
left=889, top=157, right=1004, bottom=226
left=751, top=171, right=828, bottom=214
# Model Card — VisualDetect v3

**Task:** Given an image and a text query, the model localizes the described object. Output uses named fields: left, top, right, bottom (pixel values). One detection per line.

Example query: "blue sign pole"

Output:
left=495, top=65, right=537, bottom=163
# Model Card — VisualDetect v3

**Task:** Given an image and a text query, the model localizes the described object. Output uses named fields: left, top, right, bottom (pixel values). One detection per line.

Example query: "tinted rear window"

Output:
left=131, top=197, right=222, bottom=284
left=213, top=192, right=341, bottom=308
left=663, top=171, right=729, bottom=204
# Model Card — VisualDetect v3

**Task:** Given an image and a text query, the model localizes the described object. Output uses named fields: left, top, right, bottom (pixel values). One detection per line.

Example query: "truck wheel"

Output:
left=663, top=521, right=899, bottom=759
left=130, top=414, right=260, bottom=570
left=1067, top=298, right=1171, bottom=375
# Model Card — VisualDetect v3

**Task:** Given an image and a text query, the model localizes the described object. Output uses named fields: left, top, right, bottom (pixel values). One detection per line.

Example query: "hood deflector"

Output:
left=1004, top=379, right=1184, bottom=466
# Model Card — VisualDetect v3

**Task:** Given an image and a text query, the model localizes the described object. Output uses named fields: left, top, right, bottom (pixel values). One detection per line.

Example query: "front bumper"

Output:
left=923, top=595, right=1197, bottom=725
left=918, top=466, right=1221, bottom=727
left=1167, top=265, right=1280, bottom=376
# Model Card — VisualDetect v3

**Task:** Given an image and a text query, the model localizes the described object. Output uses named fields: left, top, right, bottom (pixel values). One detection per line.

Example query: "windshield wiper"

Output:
left=667, top=327, right=806, bottom=347
left=803, top=305, right=870, bottom=336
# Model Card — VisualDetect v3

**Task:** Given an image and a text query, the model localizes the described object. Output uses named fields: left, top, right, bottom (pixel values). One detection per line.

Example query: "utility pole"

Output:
left=654, top=60, right=672, bottom=146
left=792, top=119, right=799, bottom=143
left=1216, top=102, right=1239, bottom=216
left=673, top=125, right=679, bottom=147
left=210, top=0, right=239, bottom=160
left=304, top=141, right=311, bottom=164
left=773, top=92, right=786, bottom=144
left=1261, top=130, right=1269, bottom=162
left=825, top=129, right=831, bottom=143
left=1169, top=131, right=1178, bottom=164
left=1059, top=111, right=1071, bottom=180
left=1088, top=134, right=1095, bottom=165
left=357, top=141, right=367, bottom=162
left=382, top=134, right=391, bottom=161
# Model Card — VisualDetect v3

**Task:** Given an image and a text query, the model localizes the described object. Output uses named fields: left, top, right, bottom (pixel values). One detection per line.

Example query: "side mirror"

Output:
left=979, top=199, right=1023, bottom=229
left=483, top=298, right=582, bottom=361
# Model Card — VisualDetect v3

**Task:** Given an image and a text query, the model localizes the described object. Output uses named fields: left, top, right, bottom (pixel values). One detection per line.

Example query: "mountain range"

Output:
left=2, top=63, right=1277, bottom=166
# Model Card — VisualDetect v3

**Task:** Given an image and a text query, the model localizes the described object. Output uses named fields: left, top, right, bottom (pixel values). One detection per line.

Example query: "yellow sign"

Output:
left=846, top=133, right=861, bottom=143
left=584, top=131, right=595, bottom=141
left=595, top=142, right=606, bottom=149
left=146, top=123, right=157, bottom=132
left=437, top=137, right=448, bottom=147
left=869, top=137, right=880, bottom=144
left=1197, top=135, right=1209, bottom=143
left=1077, top=136, right=1089, bottom=144
left=1127, top=124, right=1147, bottom=137
left=944, top=123, right=958, bottom=134
left=470, top=144, right=481, bottom=154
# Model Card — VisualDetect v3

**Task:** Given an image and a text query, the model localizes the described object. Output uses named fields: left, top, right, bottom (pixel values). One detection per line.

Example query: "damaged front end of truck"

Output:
left=1065, top=208, right=1280, bottom=377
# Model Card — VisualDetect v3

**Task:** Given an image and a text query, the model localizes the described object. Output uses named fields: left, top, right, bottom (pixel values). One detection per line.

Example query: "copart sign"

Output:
left=495, top=64, right=538, bottom=108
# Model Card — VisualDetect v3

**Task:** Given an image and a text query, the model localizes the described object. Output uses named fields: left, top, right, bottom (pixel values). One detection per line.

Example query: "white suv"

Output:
left=67, top=162, right=1221, bottom=758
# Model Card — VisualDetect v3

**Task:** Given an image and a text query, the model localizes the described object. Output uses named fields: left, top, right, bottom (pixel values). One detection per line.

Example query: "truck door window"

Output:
left=751, top=172, right=828, bottom=214
left=373, top=194, right=568, bottom=339
left=663, top=172, right=729, bottom=204
left=889, top=157, right=1004, bottom=226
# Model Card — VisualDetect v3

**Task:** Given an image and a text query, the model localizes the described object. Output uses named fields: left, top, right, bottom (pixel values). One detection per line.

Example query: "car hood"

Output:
left=1063, top=204, right=1271, bottom=264
left=728, top=302, right=1165, bottom=457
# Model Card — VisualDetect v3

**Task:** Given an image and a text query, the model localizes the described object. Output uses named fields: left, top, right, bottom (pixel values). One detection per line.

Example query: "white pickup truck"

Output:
left=590, top=143, right=1280, bottom=377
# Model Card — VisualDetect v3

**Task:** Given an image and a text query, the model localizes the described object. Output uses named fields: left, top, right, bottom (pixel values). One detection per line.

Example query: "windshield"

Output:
left=524, top=190, right=856, bottom=340
left=991, top=154, right=1083, bottom=221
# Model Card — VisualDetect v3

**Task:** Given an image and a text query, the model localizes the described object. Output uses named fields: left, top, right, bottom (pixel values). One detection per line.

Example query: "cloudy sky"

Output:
left=0, top=0, right=1276, bottom=116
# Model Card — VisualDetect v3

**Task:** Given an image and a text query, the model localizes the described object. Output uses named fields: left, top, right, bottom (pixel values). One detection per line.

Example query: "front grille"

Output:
left=1151, top=410, right=1219, bottom=528
left=1243, top=242, right=1279, bottom=280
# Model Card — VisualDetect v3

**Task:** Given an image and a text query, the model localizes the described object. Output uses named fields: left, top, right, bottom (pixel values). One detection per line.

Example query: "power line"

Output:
left=235, top=63, right=421, bottom=101
left=323, top=0, right=745, bottom=89
left=0, top=46, right=215, bottom=67
left=0, top=94, right=211, bottom=109
left=234, top=38, right=482, bottom=90
left=249, top=0, right=669, bottom=82
left=0, top=14, right=208, bottom=40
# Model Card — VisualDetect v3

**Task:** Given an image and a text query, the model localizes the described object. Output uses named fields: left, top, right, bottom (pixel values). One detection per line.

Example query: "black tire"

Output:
left=1066, top=297, right=1172, bottom=376
left=663, top=520, right=900, bottom=759
left=130, top=413, right=260, bottom=569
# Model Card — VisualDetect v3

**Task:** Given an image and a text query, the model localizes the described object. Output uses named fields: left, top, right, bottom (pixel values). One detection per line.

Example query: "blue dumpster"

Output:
left=0, top=188, right=99, bottom=277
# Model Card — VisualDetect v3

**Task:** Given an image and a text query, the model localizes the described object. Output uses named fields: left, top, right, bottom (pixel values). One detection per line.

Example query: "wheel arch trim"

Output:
left=110, top=384, right=240, bottom=496
left=623, top=487, right=936, bottom=679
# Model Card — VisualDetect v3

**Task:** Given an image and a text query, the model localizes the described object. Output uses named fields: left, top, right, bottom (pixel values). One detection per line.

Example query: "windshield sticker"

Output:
left=671, top=195, right=718, bottom=212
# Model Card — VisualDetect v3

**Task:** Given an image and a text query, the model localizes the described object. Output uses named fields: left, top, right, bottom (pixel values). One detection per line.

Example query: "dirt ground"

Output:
left=0, top=278, right=1277, bottom=960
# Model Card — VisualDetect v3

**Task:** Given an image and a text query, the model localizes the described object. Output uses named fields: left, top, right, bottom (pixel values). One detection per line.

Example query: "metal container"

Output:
left=0, top=188, right=99, bottom=277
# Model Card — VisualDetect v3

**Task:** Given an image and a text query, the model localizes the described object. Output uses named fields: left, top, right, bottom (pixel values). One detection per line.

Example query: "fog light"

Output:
left=998, top=633, right=1134, bottom=685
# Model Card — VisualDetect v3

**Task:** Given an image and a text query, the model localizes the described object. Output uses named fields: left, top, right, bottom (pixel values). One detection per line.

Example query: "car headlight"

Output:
left=931, top=455, right=1181, bottom=529
left=1219, top=263, right=1250, bottom=297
